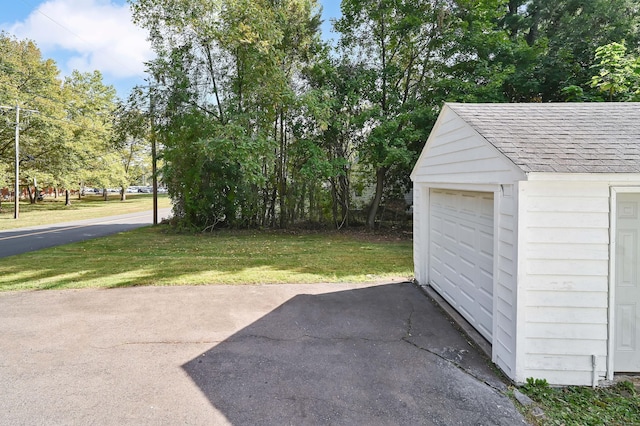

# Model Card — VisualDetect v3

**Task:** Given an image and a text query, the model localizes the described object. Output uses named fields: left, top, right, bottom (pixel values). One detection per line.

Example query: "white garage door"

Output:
left=429, top=189, right=494, bottom=341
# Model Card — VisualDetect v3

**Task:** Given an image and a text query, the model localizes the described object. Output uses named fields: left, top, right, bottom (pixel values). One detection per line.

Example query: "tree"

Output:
left=1, top=33, right=121, bottom=206
left=590, top=41, right=640, bottom=101
left=62, top=70, right=118, bottom=199
left=131, top=0, right=323, bottom=229
left=335, top=0, right=431, bottom=227
left=112, top=94, right=152, bottom=201
left=500, top=0, right=640, bottom=101
left=0, top=32, right=70, bottom=202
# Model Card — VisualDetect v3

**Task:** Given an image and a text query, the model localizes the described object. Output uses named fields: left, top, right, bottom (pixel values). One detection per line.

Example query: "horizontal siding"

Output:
left=519, top=180, right=610, bottom=386
left=525, top=338, right=608, bottom=356
left=526, top=275, right=606, bottom=292
left=526, top=290, right=608, bottom=308
left=411, top=108, right=525, bottom=184
left=526, top=307, right=607, bottom=324
left=526, top=260, right=608, bottom=276
left=527, top=243, right=609, bottom=261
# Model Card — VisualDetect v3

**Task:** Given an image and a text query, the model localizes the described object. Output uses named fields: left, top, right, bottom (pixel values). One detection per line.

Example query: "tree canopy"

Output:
left=0, top=32, right=150, bottom=205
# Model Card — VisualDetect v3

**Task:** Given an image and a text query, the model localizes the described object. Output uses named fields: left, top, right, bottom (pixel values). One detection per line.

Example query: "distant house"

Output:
left=411, top=102, right=640, bottom=386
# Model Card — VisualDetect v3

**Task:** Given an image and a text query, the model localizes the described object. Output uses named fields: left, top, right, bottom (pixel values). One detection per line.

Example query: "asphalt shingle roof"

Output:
left=447, top=102, right=640, bottom=173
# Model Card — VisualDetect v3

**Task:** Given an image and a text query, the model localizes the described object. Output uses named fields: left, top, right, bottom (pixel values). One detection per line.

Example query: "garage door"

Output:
left=429, top=189, right=494, bottom=341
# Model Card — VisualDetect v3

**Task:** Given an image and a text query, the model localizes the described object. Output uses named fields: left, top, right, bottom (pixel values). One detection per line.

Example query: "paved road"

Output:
left=0, top=207, right=172, bottom=258
left=0, top=282, right=529, bottom=425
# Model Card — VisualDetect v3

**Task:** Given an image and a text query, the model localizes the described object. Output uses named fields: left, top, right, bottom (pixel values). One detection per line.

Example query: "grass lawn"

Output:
left=0, top=226, right=413, bottom=291
left=0, top=194, right=171, bottom=231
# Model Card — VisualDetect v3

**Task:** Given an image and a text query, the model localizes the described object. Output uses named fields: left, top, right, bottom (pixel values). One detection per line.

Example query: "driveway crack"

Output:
left=400, top=304, right=505, bottom=393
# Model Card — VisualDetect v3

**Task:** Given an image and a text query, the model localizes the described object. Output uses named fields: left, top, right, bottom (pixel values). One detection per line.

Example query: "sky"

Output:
left=1, top=0, right=342, bottom=99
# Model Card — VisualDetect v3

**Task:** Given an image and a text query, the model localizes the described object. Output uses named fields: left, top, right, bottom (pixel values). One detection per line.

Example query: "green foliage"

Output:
left=128, top=0, right=640, bottom=231
left=161, top=110, right=269, bottom=230
left=501, top=0, right=640, bottom=101
left=0, top=33, right=122, bottom=199
left=520, top=379, right=640, bottom=426
left=521, top=377, right=552, bottom=400
left=590, top=41, right=640, bottom=101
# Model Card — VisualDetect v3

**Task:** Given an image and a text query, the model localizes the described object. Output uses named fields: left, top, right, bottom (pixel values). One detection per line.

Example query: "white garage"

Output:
left=411, top=102, right=640, bottom=386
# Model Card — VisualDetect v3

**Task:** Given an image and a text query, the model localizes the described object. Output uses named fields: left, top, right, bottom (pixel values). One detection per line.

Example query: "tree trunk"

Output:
left=27, top=186, right=35, bottom=204
left=330, top=178, right=339, bottom=228
left=120, top=187, right=126, bottom=201
left=65, top=190, right=71, bottom=206
left=103, top=189, right=108, bottom=201
left=339, top=173, right=350, bottom=228
left=367, top=167, right=387, bottom=229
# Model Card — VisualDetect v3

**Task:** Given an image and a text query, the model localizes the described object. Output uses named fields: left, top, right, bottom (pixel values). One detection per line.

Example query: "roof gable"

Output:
left=411, top=104, right=525, bottom=183
left=447, top=102, right=640, bottom=173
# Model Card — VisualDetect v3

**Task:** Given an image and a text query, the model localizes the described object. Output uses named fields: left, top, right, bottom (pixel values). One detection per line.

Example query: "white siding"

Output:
left=411, top=106, right=525, bottom=185
left=413, top=186, right=429, bottom=285
left=517, top=181, right=610, bottom=386
left=493, top=187, right=518, bottom=378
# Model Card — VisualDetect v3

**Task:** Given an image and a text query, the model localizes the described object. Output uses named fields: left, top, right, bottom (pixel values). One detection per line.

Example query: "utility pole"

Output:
left=14, top=104, right=19, bottom=219
left=1, top=104, right=38, bottom=219
left=149, top=87, right=158, bottom=225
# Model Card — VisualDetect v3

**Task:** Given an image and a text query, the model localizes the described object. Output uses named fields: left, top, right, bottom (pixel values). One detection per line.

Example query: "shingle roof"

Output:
left=447, top=102, right=640, bottom=173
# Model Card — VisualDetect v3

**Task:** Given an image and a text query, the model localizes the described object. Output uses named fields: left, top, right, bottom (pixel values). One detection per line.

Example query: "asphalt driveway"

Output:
left=0, top=282, right=528, bottom=425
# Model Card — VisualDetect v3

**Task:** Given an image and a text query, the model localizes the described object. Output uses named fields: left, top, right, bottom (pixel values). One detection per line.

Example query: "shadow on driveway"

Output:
left=182, top=283, right=527, bottom=425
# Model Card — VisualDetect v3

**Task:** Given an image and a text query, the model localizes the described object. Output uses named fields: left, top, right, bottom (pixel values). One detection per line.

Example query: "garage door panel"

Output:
left=429, top=189, right=494, bottom=341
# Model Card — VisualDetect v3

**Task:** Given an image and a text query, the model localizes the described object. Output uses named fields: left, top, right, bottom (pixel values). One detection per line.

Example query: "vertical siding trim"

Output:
left=492, top=188, right=501, bottom=360
left=515, top=180, right=528, bottom=382
left=413, top=184, right=431, bottom=284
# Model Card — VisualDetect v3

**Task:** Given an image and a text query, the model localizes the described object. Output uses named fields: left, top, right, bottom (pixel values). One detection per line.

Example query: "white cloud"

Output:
left=6, top=0, right=153, bottom=79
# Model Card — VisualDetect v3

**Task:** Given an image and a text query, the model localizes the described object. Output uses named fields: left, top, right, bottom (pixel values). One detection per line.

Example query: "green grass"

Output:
left=519, top=377, right=640, bottom=426
left=0, top=194, right=171, bottom=230
left=0, top=227, right=413, bottom=291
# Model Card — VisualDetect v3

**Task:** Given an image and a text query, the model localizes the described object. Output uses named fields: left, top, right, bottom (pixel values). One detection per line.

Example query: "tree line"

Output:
left=130, top=0, right=639, bottom=230
left=2, top=1, right=639, bottom=229
left=0, top=32, right=151, bottom=208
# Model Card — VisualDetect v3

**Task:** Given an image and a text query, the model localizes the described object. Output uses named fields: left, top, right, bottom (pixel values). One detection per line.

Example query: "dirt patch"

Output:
left=614, top=374, right=640, bottom=392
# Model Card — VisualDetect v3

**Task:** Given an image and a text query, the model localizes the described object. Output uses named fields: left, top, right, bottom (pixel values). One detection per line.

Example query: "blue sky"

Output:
left=1, top=0, right=342, bottom=99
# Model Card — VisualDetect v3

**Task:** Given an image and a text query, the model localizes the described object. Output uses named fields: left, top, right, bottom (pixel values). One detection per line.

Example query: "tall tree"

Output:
left=335, top=0, right=466, bottom=228
left=131, top=0, right=323, bottom=229
left=112, top=95, right=152, bottom=201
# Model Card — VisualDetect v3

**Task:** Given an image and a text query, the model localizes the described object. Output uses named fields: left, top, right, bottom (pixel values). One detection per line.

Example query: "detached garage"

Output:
left=411, top=102, right=640, bottom=386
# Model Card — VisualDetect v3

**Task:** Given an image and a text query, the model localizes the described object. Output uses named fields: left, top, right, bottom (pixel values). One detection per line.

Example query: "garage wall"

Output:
left=517, top=180, right=610, bottom=385
left=493, top=185, right=519, bottom=378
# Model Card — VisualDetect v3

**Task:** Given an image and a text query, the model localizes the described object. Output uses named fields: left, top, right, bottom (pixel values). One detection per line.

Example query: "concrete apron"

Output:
left=0, top=282, right=528, bottom=425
